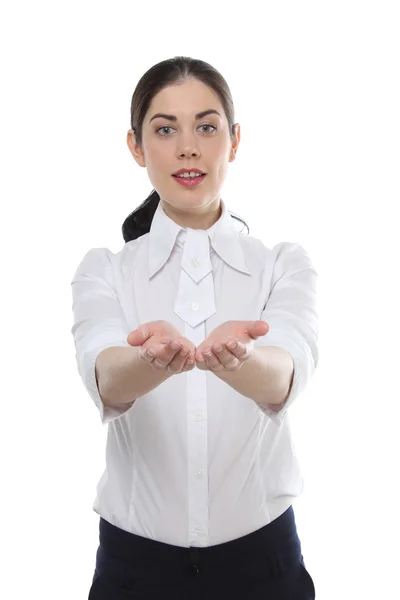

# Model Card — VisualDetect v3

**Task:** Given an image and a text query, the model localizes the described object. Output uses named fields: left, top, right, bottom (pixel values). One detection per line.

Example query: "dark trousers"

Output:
left=88, top=505, right=315, bottom=599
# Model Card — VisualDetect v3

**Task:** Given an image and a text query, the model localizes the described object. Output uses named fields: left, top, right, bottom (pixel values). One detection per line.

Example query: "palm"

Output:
left=195, top=320, right=270, bottom=369
left=200, top=320, right=269, bottom=349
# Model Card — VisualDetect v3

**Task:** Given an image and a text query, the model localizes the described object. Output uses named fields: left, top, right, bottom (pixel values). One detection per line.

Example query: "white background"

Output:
left=1, top=1, right=399, bottom=598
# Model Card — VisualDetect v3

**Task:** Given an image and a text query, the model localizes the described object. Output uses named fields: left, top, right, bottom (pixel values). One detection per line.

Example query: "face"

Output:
left=127, top=78, right=240, bottom=228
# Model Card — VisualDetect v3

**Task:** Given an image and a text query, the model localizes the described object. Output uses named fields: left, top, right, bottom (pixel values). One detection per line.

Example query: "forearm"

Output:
left=215, top=346, right=294, bottom=409
left=95, top=346, right=172, bottom=408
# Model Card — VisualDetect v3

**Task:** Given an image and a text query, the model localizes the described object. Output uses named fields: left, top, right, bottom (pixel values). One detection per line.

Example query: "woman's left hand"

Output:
left=195, top=320, right=270, bottom=372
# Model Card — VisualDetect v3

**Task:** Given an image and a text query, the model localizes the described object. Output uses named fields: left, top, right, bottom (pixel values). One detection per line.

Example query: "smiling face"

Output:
left=127, top=78, right=240, bottom=229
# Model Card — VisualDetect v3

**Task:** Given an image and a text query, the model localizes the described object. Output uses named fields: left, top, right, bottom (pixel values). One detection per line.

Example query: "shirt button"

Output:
left=193, top=414, right=202, bottom=421
left=191, top=302, right=200, bottom=311
left=194, top=528, right=205, bottom=537
left=194, top=470, right=203, bottom=479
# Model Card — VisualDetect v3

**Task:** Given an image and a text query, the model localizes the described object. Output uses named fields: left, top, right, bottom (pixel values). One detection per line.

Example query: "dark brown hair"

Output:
left=122, top=56, right=249, bottom=242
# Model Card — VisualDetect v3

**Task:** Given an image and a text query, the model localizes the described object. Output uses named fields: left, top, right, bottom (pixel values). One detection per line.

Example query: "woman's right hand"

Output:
left=127, top=320, right=196, bottom=374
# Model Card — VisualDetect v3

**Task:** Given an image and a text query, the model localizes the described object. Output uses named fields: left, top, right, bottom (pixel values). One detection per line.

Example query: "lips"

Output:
left=172, top=169, right=206, bottom=176
left=172, top=174, right=206, bottom=179
left=172, top=173, right=207, bottom=187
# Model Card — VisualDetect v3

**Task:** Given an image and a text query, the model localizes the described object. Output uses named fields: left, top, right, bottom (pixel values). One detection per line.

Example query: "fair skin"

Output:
left=125, top=79, right=294, bottom=406
left=126, top=77, right=248, bottom=368
left=126, top=78, right=240, bottom=231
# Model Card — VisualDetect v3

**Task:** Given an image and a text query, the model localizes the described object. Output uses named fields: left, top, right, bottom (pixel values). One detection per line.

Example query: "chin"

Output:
left=164, top=194, right=210, bottom=205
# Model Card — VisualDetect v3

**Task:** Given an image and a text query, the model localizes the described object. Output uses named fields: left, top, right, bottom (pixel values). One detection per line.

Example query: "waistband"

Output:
left=99, top=505, right=298, bottom=564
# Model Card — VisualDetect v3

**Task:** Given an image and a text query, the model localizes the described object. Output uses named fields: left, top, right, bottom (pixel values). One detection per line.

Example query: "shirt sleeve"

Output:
left=70, top=247, right=134, bottom=425
left=253, top=241, right=319, bottom=426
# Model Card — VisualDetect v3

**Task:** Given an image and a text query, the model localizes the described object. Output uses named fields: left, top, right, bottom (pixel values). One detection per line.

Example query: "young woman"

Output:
left=71, top=56, right=318, bottom=599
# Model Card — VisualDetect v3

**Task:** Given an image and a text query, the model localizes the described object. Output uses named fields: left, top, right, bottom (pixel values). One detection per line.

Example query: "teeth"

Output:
left=176, top=172, right=203, bottom=178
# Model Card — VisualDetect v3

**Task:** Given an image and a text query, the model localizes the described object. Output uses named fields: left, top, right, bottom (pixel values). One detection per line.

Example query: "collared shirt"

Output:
left=70, top=198, right=319, bottom=548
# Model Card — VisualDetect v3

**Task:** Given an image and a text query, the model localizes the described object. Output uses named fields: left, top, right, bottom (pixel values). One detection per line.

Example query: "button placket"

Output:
left=181, top=230, right=211, bottom=282
left=174, top=229, right=216, bottom=327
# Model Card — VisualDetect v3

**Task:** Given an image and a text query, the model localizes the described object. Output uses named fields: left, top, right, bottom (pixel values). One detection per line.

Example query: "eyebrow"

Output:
left=149, top=109, right=222, bottom=124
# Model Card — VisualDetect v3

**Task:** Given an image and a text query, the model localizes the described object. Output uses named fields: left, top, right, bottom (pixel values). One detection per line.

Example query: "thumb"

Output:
left=127, top=327, right=151, bottom=347
left=247, top=320, right=270, bottom=339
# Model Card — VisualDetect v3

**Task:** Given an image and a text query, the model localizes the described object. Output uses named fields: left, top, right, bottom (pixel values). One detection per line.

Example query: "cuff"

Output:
left=253, top=330, right=315, bottom=427
left=78, top=343, right=135, bottom=425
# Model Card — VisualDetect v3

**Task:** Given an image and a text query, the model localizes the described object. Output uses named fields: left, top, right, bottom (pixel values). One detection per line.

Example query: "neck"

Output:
left=161, top=198, right=222, bottom=230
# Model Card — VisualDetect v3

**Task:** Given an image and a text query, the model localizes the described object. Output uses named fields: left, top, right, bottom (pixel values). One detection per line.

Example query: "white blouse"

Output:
left=70, top=198, right=319, bottom=548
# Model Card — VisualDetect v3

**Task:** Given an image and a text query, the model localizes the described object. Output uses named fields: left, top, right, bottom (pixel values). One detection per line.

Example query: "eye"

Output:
left=199, top=124, right=217, bottom=133
left=155, top=124, right=217, bottom=136
left=156, top=126, right=174, bottom=136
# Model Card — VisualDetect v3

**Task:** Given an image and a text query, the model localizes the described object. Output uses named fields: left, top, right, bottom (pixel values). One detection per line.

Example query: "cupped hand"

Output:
left=195, top=320, right=270, bottom=372
left=127, top=319, right=270, bottom=375
left=127, top=320, right=196, bottom=374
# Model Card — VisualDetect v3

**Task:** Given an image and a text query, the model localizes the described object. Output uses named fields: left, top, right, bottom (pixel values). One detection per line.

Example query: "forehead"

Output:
left=147, top=79, right=223, bottom=116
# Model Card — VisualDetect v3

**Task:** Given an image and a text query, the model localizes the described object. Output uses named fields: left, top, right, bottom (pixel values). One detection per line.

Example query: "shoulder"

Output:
left=76, top=236, right=148, bottom=271
left=269, top=241, right=317, bottom=276
left=70, top=235, right=144, bottom=281
left=240, top=234, right=316, bottom=276
left=70, top=248, right=116, bottom=291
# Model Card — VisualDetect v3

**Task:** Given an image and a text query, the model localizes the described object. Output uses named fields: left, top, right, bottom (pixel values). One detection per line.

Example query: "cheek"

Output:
left=146, top=144, right=166, bottom=167
left=143, top=148, right=170, bottom=183
left=215, top=160, right=229, bottom=181
left=210, top=142, right=231, bottom=175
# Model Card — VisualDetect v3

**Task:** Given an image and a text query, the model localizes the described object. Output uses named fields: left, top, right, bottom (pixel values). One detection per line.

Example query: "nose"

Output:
left=178, top=147, right=200, bottom=159
left=176, top=135, right=201, bottom=159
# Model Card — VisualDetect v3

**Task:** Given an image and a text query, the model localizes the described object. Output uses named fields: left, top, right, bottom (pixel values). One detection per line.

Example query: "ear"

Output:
left=229, top=123, right=241, bottom=162
left=126, top=129, right=146, bottom=168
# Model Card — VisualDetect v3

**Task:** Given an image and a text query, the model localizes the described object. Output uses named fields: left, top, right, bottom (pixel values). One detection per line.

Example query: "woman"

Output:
left=71, top=55, right=318, bottom=599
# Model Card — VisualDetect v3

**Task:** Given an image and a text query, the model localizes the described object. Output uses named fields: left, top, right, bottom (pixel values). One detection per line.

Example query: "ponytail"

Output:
left=122, top=190, right=160, bottom=242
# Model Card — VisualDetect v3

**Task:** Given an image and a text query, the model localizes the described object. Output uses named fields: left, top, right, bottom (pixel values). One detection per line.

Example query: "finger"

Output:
left=196, top=355, right=207, bottom=370
left=127, top=328, right=150, bottom=347
left=212, top=343, right=241, bottom=369
left=167, top=346, right=190, bottom=373
left=212, top=343, right=239, bottom=365
left=247, top=320, right=270, bottom=339
left=164, top=340, right=185, bottom=371
left=139, top=346, right=158, bottom=363
left=195, top=347, right=210, bottom=370
left=225, top=339, right=249, bottom=358
left=153, top=341, right=183, bottom=370
left=201, top=348, right=223, bottom=371
left=181, top=354, right=196, bottom=372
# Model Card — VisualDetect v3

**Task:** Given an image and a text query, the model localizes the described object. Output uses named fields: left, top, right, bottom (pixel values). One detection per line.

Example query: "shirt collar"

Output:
left=148, top=199, right=251, bottom=279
